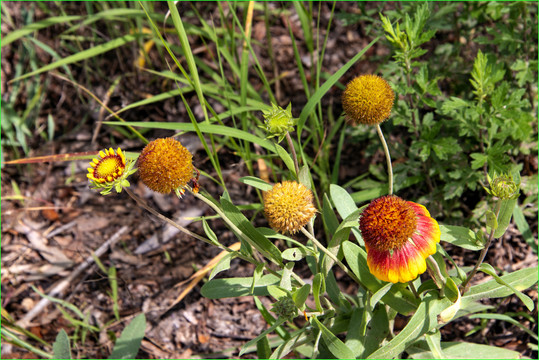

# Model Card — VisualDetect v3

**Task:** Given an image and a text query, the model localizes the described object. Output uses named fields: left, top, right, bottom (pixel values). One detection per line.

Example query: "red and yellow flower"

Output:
left=87, top=147, right=136, bottom=195
left=359, top=195, right=440, bottom=283
left=87, top=147, right=126, bottom=184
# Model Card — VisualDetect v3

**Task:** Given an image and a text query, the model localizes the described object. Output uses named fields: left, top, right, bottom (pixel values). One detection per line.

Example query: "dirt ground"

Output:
left=1, top=2, right=537, bottom=359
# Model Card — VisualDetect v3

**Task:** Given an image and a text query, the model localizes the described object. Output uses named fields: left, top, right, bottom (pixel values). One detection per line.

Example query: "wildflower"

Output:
left=359, top=195, right=440, bottom=283
left=137, top=138, right=198, bottom=197
left=87, top=147, right=136, bottom=195
left=260, top=103, right=298, bottom=143
left=484, top=172, right=520, bottom=200
left=263, top=181, right=316, bottom=234
left=342, top=74, right=395, bottom=126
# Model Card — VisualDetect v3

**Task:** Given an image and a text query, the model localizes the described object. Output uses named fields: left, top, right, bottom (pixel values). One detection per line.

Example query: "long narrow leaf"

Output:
left=12, top=34, right=142, bottom=82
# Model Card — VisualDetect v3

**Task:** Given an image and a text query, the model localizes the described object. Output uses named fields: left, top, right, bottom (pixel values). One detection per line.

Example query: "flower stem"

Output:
left=125, top=187, right=214, bottom=246
left=376, top=124, right=393, bottom=195
left=460, top=202, right=502, bottom=294
left=408, top=281, right=419, bottom=298
left=300, top=227, right=362, bottom=286
left=286, top=132, right=300, bottom=177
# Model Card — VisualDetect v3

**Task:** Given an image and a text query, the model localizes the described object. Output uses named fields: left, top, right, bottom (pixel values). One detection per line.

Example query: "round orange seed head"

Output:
left=137, top=138, right=194, bottom=194
left=263, top=181, right=317, bottom=234
left=342, top=74, right=395, bottom=126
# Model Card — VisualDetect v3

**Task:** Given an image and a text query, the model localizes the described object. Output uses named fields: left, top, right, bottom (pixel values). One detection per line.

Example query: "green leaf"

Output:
left=239, top=176, right=273, bottom=191
left=104, top=121, right=278, bottom=154
left=311, top=316, right=355, bottom=360
left=2, top=15, right=82, bottom=47
left=256, top=335, right=271, bottom=359
left=321, top=210, right=359, bottom=275
left=440, top=96, right=469, bottom=113
left=282, top=247, right=308, bottom=261
left=440, top=225, right=484, bottom=251
left=208, top=252, right=235, bottom=280
left=13, top=34, right=142, bottom=82
left=330, top=184, right=358, bottom=219
left=478, top=263, right=534, bottom=311
left=439, top=278, right=461, bottom=323
left=485, top=210, right=498, bottom=233
left=369, top=282, right=393, bottom=310
left=298, top=165, right=311, bottom=190
left=367, top=293, right=451, bottom=359
left=220, top=198, right=283, bottom=264
left=109, top=313, right=146, bottom=359
left=202, top=218, right=221, bottom=247
left=201, top=274, right=280, bottom=298
left=280, top=262, right=294, bottom=291
left=493, top=198, right=517, bottom=238
left=471, top=313, right=538, bottom=340
left=470, top=152, right=489, bottom=170
left=312, top=273, right=325, bottom=313
left=53, top=329, right=71, bottom=360
left=407, top=341, right=523, bottom=359
left=512, top=205, right=537, bottom=252
left=274, top=143, right=297, bottom=177
left=292, top=284, right=311, bottom=310
left=463, top=266, right=538, bottom=303
left=425, top=330, right=444, bottom=359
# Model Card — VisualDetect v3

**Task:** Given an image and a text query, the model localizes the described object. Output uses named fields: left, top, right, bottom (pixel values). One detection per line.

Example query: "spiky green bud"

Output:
left=484, top=172, right=520, bottom=200
left=260, top=103, right=297, bottom=143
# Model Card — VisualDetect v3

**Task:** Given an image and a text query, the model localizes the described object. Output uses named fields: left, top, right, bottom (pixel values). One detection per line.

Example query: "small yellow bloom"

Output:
left=87, top=147, right=136, bottom=195
left=137, top=138, right=195, bottom=195
left=263, top=181, right=317, bottom=234
left=342, top=74, right=395, bottom=126
left=87, top=147, right=126, bottom=184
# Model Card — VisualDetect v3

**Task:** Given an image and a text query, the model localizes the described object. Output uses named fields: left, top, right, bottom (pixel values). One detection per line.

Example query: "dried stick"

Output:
left=17, top=226, right=129, bottom=328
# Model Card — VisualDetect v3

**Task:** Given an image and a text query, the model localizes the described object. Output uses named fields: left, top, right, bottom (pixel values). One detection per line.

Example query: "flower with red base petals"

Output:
left=359, top=195, right=440, bottom=283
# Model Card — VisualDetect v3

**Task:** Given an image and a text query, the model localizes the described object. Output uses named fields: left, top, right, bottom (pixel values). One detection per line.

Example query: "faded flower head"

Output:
left=137, top=138, right=197, bottom=197
left=260, top=103, right=297, bottom=143
left=342, top=74, right=395, bottom=126
left=359, top=195, right=440, bottom=283
left=484, top=172, right=520, bottom=200
left=271, top=296, right=298, bottom=320
left=87, top=147, right=136, bottom=195
left=263, top=181, right=316, bottom=234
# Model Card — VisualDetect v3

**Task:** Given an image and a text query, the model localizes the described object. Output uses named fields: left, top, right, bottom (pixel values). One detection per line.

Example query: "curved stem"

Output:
left=376, top=124, right=393, bottom=195
left=300, top=227, right=363, bottom=286
left=460, top=201, right=502, bottom=294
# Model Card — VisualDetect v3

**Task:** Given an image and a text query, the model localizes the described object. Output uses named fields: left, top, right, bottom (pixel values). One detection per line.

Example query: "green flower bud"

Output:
left=260, top=103, right=297, bottom=143
left=484, top=173, right=520, bottom=200
left=270, top=296, right=298, bottom=320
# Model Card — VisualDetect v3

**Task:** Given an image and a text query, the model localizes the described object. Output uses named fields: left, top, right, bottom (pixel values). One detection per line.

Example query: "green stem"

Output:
left=300, top=227, right=362, bottom=286
left=460, top=201, right=502, bottom=294
left=286, top=132, right=300, bottom=177
left=408, top=281, right=419, bottom=298
left=193, top=191, right=306, bottom=286
left=376, top=124, right=393, bottom=195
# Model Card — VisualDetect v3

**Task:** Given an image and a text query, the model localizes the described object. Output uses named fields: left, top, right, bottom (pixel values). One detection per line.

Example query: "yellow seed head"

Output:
left=342, top=74, right=395, bottom=126
left=137, top=138, right=194, bottom=194
left=263, top=181, right=317, bottom=234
